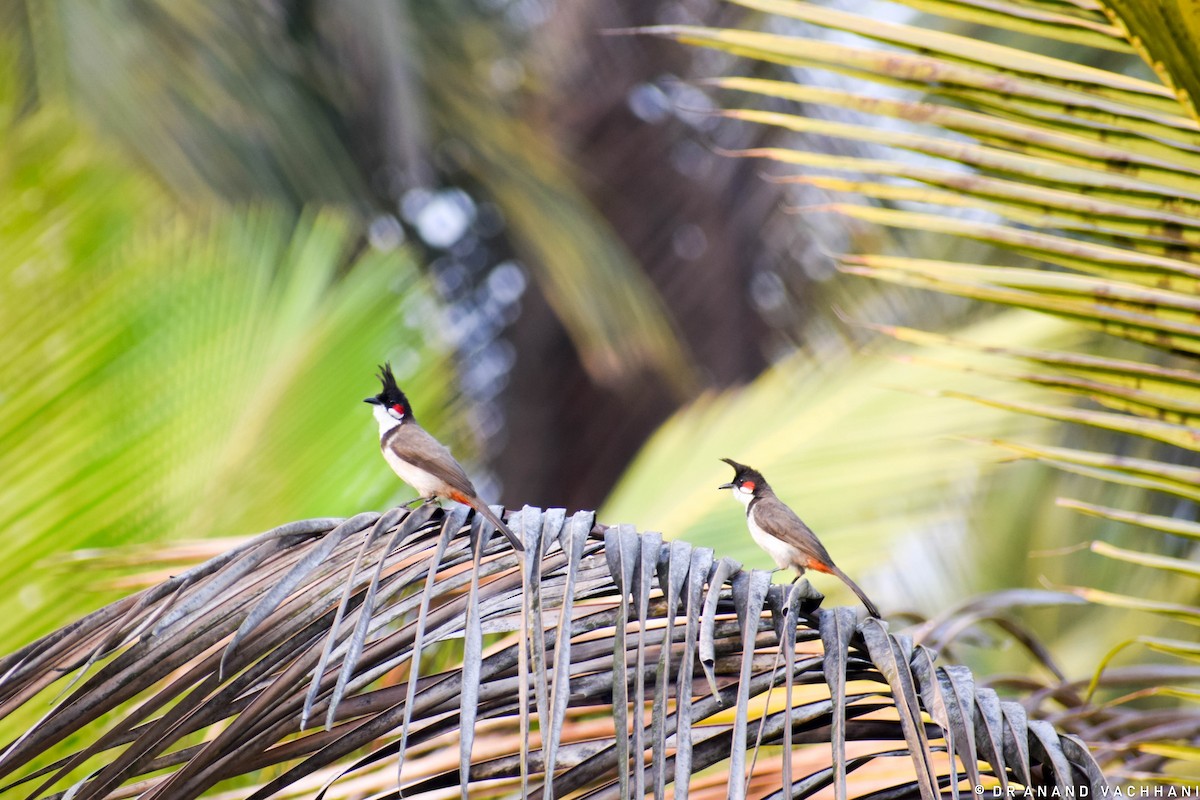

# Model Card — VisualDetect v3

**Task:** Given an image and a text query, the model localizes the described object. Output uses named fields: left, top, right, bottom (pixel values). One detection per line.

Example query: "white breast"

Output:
left=747, top=512, right=803, bottom=572
left=381, top=447, right=446, bottom=498
left=374, top=407, right=448, bottom=499
left=727, top=486, right=802, bottom=572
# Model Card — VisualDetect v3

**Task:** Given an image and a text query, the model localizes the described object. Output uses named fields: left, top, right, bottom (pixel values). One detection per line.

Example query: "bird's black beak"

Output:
left=717, top=482, right=734, bottom=490
left=364, top=396, right=382, bottom=405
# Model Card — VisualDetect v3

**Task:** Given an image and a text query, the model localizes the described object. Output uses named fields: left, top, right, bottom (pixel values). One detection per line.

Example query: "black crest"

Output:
left=721, top=457, right=769, bottom=489
left=371, top=363, right=413, bottom=416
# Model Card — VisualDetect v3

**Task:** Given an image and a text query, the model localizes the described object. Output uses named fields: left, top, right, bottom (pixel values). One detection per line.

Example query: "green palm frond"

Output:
left=1098, top=0, right=1200, bottom=121
left=0, top=508, right=1104, bottom=798
left=651, top=0, right=1200, bottom=781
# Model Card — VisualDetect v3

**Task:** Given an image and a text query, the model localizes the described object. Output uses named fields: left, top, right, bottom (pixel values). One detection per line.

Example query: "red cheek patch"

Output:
left=392, top=404, right=405, bottom=415
left=741, top=480, right=756, bottom=492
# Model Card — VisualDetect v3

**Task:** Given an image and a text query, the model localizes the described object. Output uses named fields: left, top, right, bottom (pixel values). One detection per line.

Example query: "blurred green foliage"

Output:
left=0, top=88, right=450, bottom=648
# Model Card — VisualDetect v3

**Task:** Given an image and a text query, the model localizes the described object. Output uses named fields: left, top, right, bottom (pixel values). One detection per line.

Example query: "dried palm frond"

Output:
left=0, top=507, right=1103, bottom=798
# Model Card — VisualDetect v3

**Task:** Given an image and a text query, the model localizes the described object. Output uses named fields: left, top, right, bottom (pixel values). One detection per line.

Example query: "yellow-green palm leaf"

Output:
left=652, top=0, right=1200, bottom=782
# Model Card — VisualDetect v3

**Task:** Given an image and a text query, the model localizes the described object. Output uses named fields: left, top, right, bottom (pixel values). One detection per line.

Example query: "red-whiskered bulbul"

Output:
left=718, top=458, right=880, bottom=618
left=365, top=364, right=524, bottom=552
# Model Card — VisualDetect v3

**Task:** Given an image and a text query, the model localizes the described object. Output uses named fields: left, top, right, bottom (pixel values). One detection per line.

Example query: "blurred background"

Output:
left=1, top=0, right=1194, bottom=715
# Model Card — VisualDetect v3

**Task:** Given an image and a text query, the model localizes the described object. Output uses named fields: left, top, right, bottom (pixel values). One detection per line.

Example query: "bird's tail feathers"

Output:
left=828, top=565, right=881, bottom=618
left=464, top=497, right=525, bottom=553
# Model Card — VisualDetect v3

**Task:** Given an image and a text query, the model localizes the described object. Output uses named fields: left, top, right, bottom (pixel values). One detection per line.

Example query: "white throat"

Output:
left=731, top=485, right=755, bottom=508
left=372, top=404, right=405, bottom=436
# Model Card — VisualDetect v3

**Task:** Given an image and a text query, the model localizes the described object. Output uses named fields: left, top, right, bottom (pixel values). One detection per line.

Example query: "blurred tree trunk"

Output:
left=500, top=1, right=781, bottom=509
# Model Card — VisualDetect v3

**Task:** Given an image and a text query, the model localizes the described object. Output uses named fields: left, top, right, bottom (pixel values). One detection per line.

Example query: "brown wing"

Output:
left=755, top=493, right=881, bottom=617
left=751, top=494, right=836, bottom=568
left=384, top=423, right=478, bottom=497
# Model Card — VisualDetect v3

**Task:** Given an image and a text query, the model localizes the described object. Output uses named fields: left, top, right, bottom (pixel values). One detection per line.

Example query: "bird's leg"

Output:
left=400, top=497, right=425, bottom=509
